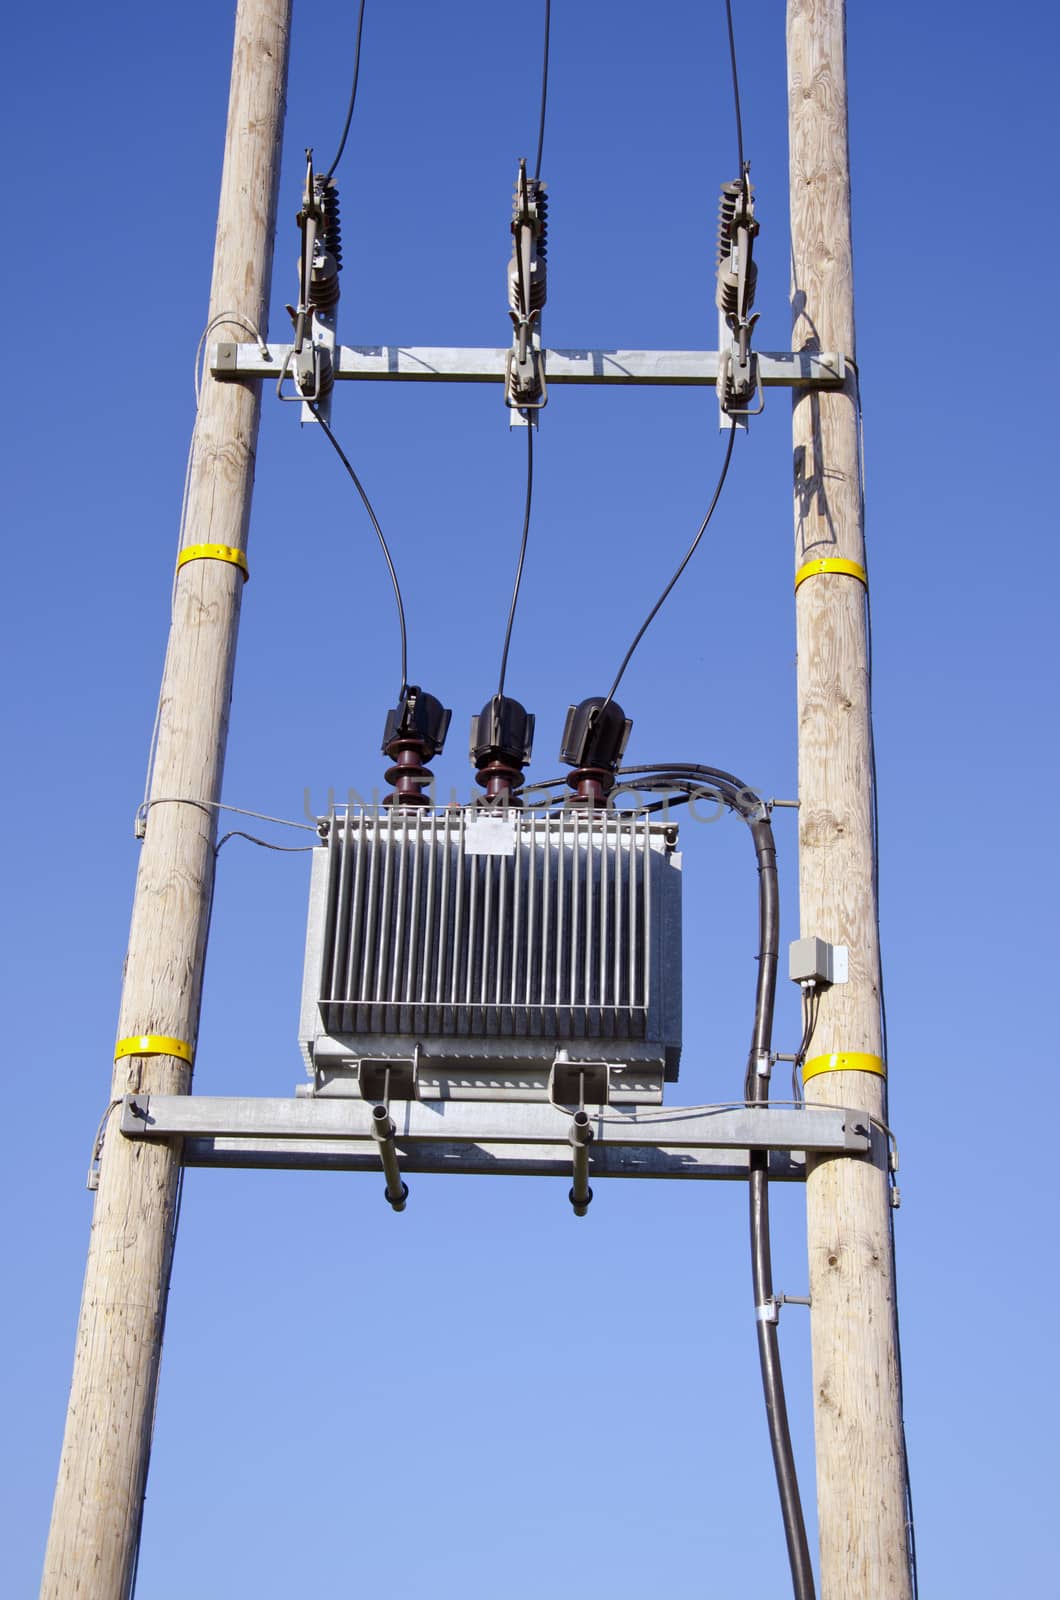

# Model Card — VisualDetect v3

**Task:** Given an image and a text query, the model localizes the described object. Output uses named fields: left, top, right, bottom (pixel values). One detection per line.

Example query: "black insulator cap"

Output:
left=559, top=697, right=632, bottom=771
left=470, top=694, right=535, bottom=767
left=381, top=685, right=452, bottom=757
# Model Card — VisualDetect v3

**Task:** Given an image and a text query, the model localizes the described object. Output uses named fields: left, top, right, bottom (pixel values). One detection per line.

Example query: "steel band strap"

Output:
left=794, top=557, right=868, bottom=593
left=176, top=544, right=249, bottom=580
left=802, top=1051, right=885, bottom=1083
left=115, top=1034, right=194, bottom=1065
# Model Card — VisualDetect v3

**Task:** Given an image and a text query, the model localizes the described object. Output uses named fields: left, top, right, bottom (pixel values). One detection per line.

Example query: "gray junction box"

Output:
left=299, top=808, right=682, bottom=1103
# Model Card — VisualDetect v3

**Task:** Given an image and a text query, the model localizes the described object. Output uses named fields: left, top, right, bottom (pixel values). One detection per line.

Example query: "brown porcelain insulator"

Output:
left=383, top=741, right=434, bottom=807
left=564, top=765, right=616, bottom=809
left=474, top=758, right=527, bottom=806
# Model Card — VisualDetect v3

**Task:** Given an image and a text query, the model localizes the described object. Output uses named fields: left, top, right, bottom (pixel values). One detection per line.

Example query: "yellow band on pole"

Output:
left=794, top=557, right=868, bottom=593
left=115, top=1034, right=194, bottom=1065
left=802, top=1051, right=885, bottom=1083
left=176, top=544, right=249, bottom=580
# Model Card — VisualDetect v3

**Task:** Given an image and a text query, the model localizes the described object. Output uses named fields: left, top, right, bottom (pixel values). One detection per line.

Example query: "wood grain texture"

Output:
left=787, top=2, right=913, bottom=1596
left=40, top=5, right=291, bottom=1595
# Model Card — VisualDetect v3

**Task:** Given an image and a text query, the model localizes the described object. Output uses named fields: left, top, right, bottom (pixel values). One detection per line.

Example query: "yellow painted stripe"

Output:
left=794, top=557, right=868, bottom=593
left=176, top=544, right=249, bottom=580
left=115, top=1034, right=194, bottom=1065
left=802, top=1051, right=885, bottom=1083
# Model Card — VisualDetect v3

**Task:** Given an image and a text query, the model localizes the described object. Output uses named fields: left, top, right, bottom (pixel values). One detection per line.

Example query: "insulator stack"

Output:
left=717, top=180, right=740, bottom=264
left=715, top=175, right=759, bottom=323
left=310, top=250, right=341, bottom=310
left=320, top=178, right=343, bottom=270
left=383, top=744, right=436, bottom=807
left=508, top=172, right=548, bottom=315
left=316, top=345, right=335, bottom=396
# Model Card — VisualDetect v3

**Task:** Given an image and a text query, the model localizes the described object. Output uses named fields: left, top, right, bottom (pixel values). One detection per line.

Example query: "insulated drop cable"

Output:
left=534, top=0, right=552, bottom=181
left=724, top=0, right=745, bottom=173
left=496, top=425, right=534, bottom=698
left=310, top=404, right=409, bottom=699
left=324, top=0, right=368, bottom=181
left=600, top=428, right=736, bottom=710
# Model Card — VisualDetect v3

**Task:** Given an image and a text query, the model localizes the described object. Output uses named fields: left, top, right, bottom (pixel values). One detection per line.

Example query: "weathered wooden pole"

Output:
left=41, top=4, right=290, bottom=1594
left=786, top=4, right=913, bottom=1597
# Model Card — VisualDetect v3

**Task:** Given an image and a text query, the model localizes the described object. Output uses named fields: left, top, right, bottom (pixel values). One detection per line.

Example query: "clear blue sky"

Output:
left=3, top=2, right=1057, bottom=1595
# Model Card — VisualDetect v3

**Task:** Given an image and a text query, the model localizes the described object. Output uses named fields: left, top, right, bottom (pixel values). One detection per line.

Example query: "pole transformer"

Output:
left=40, top=3, right=291, bottom=1594
left=787, top=3, right=912, bottom=1595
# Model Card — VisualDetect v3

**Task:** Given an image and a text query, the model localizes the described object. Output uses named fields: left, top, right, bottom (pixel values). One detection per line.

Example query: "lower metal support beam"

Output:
left=120, top=1095, right=871, bottom=1182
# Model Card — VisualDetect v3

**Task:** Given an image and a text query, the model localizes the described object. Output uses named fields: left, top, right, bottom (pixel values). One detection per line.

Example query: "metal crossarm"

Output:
left=211, top=342, right=845, bottom=389
left=120, top=1094, right=870, bottom=1181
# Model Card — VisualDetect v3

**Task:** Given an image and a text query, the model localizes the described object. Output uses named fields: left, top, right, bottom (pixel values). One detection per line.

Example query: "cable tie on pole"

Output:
left=794, top=557, right=867, bottom=593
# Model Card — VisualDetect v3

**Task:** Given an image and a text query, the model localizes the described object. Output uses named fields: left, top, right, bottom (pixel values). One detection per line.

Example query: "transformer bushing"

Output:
left=381, top=686, right=451, bottom=807
left=470, top=693, right=535, bottom=805
left=559, top=696, right=632, bottom=807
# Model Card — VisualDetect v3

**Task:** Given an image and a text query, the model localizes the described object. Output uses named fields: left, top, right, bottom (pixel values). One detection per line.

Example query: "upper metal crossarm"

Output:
left=211, top=343, right=845, bottom=388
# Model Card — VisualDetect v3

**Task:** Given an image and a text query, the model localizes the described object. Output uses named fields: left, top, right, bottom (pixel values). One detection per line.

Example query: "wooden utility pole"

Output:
left=40, top=4, right=290, bottom=1595
left=787, top=3, right=912, bottom=1596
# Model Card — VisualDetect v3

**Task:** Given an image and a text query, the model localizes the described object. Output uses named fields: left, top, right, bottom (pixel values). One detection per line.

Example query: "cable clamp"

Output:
left=719, top=340, right=764, bottom=417
left=794, top=557, right=868, bottom=593
left=176, top=544, right=249, bottom=581
left=754, top=1048, right=772, bottom=1079
left=505, top=339, right=547, bottom=415
left=276, top=341, right=330, bottom=405
left=802, top=1051, right=885, bottom=1083
left=114, top=1034, right=194, bottom=1066
left=756, top=1294, right=811, bottom=1324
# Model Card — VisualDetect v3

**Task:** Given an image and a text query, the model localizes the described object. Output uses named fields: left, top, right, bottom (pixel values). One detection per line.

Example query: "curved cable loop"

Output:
left=600, top=429, right=736, bottom=711
left=310, top=404, right=409, bottom=701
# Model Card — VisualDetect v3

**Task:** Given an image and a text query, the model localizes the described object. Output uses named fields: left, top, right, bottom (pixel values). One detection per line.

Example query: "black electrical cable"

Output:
left=324, top=0, right=368, bottom=182
left=534, top=0, right=551, bottom=182
left=496, top=425, right=534, bottom=697
left=310, top=405, right=409, bottom=699
left=215, top=830, right=316, bottom=856
left=600, top=430, right=736, bottom=710
left=791, top=985, right=821, bottom=1105
left=614, top=762, right=816, bottom=1600
left=724, top=0, right=745, bottom=174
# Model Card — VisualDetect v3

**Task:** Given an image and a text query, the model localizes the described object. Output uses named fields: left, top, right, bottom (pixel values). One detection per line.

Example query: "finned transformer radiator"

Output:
left=299, top=809, right=682, bottom=1103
